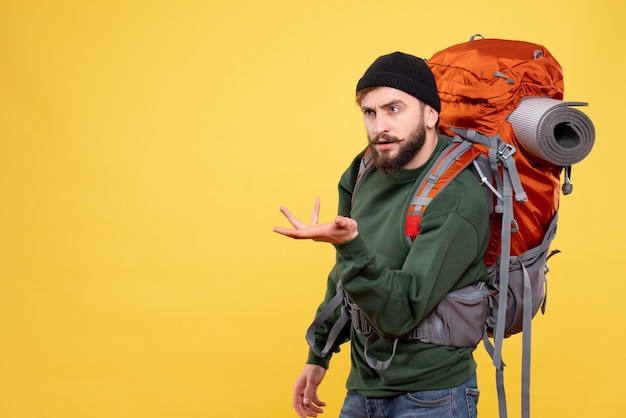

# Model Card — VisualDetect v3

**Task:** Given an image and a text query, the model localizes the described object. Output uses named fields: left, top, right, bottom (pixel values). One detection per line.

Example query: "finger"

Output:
left=293, top=394, right=323, bottom=417
left=293, top=383, right=310, bottom=417
left=292, top=395, right=308, bottom=418
left=303, top=384, right=323, bottom=409
left=312, top=392, right=326, bottom=407
left=307, top=401, right=325, bottom=415
left=273, top=226, right=315, bottom=239
left=303, top=398, right=324, bottom=416
left=279, top=206, right=307, bottom=229
left=310, top=197, right=321, bottom=225
left=292, top=379, right=305, bottom=412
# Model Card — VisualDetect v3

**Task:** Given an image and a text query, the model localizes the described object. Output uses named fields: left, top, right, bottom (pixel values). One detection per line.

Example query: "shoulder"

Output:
left=429, top=136, right=488, bottom=217
left=426, top=167, right=489, bottom=224
left=338, top=147, right=369, bottom=216
left=339, top=148, right=368, bottom=188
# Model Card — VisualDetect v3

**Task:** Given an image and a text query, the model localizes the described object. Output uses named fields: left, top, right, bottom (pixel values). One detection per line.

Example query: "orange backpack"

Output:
left=428, top=35, right=564, bottom=266
left=425, top=35, right=595, bottom=418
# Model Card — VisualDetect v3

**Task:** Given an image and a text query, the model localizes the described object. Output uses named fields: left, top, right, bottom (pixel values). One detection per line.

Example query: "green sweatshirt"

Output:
left=307, top=137, right=490, bottom=397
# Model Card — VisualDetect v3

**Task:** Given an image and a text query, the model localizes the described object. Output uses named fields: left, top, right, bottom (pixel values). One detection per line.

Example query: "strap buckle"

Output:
left=499, top=143, right=517, bottom=160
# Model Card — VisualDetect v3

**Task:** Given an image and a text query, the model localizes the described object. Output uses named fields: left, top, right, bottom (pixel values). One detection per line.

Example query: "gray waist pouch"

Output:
left=408, top=281, right=490, bottom=347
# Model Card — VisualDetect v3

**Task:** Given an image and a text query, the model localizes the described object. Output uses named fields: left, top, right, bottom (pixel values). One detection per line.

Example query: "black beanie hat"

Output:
left=356, top=51, right=441, bottom=113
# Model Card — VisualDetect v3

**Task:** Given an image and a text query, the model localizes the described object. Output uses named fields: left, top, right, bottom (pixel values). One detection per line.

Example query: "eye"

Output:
left=389, top=106, right=400, bottom=113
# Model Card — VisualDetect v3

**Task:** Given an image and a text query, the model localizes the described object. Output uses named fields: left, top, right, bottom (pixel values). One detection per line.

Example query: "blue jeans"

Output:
left=339, top=373, right=479, bottom=418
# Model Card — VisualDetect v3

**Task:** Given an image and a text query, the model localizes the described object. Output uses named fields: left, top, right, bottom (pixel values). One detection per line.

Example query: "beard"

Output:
left=369, top=120, right=427, bottom=175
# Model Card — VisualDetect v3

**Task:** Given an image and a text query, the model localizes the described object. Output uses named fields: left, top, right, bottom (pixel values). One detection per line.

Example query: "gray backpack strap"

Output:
left=483, top=213, right=560, bottom=418
left=454, top=129, right=528, bottom=203
left=490, top=207, right=558, bottom=418
left=452, top=129, right=505, bottom=212
left=519, top=211, right=558, bottom=418
left=476, top=131, right=527, bottom=418
left=520, top=260, right=533, bottom=418
left=492, top=160, right=516, bottom=418
left=349, top=299, right=398, bottom=370
left=409, top=137, right=473, bottom=209
left=352, top=148, right=375, bottom=207
left=498, top=142, right=528, bottom=203
left=363, top=334, right=399, bottom=370
left=306, top=281, right=349, bottom=358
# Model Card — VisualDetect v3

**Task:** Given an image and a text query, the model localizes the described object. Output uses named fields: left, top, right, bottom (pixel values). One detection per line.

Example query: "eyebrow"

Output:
left=361, top=99, right=405, bottom=112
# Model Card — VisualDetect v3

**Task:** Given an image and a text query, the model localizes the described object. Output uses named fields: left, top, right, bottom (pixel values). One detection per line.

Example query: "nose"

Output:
left=372, top=114, right=389, bottom=135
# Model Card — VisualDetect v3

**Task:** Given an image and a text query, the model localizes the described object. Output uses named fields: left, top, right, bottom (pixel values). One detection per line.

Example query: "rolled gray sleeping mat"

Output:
left=507, top=97, right=595, bottom=166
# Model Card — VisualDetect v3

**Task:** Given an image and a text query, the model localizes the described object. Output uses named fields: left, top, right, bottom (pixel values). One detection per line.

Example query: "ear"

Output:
left=424, top=105, right=439, bottom=130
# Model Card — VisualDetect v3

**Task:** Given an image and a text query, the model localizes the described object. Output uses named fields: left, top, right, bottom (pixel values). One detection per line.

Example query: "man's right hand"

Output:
left=273, top=198, right=359, bottom=245
left=292, top=364, right=327, bottom=417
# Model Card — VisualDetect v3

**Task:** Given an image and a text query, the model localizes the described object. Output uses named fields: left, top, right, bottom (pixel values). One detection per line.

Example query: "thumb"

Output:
left=302, top=381, right=315, bottom=405
left=334, top=215, right=350, bottom=229
left=303, top=372, right=325, bottom=406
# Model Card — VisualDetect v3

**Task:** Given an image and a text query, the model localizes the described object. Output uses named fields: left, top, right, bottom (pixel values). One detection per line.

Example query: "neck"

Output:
left=404, top=132, right=439, bottom=169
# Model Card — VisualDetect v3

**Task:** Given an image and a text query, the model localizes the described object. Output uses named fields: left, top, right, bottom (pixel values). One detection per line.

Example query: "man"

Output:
left=274, top=52, right=490, bottom=418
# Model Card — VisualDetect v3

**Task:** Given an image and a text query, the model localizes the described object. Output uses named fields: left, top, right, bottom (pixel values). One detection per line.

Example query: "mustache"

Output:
left=369, top=133, right=405, bottom=145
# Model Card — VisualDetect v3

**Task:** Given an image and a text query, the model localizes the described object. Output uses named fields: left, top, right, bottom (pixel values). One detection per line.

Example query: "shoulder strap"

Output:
left=351, top=147, right=375, bottom=208
left=405, top=137, right=484, bottom=243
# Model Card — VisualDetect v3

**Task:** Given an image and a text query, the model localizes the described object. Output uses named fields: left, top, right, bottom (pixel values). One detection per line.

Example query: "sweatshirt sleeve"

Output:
left=305, top=150, right=367, bottom=366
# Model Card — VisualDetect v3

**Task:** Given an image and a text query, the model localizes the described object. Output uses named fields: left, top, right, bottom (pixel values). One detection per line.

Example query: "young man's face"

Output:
left=360, top=87, right=427, bottom=174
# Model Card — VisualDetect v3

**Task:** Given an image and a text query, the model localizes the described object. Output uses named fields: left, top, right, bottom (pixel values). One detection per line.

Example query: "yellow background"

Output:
left=0, top=0, right=623, bottom=417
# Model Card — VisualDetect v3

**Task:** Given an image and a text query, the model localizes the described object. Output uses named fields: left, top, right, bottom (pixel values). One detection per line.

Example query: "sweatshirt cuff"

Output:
left=333, top=233, right=370, bottom=262
left=307, top=350, right=331, bottom=369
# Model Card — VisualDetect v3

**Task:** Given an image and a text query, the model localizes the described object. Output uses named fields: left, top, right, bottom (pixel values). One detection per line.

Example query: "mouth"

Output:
left=373, top=142, right=399, bottom=153
left=371, top=135, right=403, bottom=152
left=371, top=133, right=403, bottom=146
